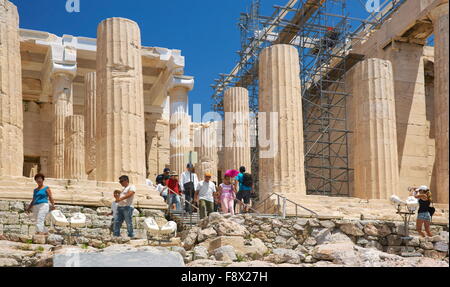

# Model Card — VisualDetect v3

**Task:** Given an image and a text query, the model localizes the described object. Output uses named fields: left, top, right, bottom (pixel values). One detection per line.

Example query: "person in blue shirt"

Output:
left=235, top=166, right=253, bottom=213
left=26, top=173, right=56, bottom=235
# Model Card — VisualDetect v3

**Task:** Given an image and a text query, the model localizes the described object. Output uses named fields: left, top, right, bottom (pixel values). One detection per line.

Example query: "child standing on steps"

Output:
left=219, top=175, right=236, bottom=215
left=108, top=190, right=121, bottom=233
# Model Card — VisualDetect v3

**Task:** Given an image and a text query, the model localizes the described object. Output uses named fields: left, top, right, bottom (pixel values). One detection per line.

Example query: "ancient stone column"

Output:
left=170, top=112, right=191, bottom=174
left=96, top=18, right=147, bottom=183
left=195, top=122, right=219, bottom=181
left=50, top=73, right=74, bottom=178
left=223, top=87, right=252, bottom=173
left=200, top=122, right=218, bottom=162
left=258, top=44, right=306, bottom=197
left=64, top=115, right=86, bottom=180
left=84, top=72, right=96, bottom=180
left=385, top=42, right=428, bottom=198
left=0, top=0, right=23, bottom=177
left=430, top=3, right=449, bottom=204
left=168, top=76, right=194, bottom=174
left=145, top=112, right=170, bottom=180
left=351, top=58, right=400, bottom=200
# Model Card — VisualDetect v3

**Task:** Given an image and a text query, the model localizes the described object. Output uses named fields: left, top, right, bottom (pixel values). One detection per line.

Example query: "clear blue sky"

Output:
left=12, top=0, right=379, bottom=117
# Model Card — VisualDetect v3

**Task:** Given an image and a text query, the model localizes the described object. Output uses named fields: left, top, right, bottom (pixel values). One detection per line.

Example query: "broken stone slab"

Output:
left=0, top=258, right=19, bottom=267
left=419, top=241, right=434, bottom=250
left=206, top=236, right=268, bottom=260
left=193, top=246, right=209, bottom=260
left=278, top=227, right=294, bottom=238
left=53, top=247, right=185, bottom=267
left=433, top=241, right=448, bottom=253
left=47, top=234, right=64, bottom=246
left=213, top=245, right=237, bottom=262
left=214, top=219, right=249, bottom=237
left=319, top=220, right=336, bottom=229
left=339, top=222, right=364, bottom=237
left=311, top=242, right=359, bottom=265
left=264, top=248, right=303, bottom=264
left=197, top=227, right=217, bottom=243
left=168, top=246, right=187, bottom=258
left=32, top=235, right=46, bottom=245
left=312, top=228, right=332, bottom=245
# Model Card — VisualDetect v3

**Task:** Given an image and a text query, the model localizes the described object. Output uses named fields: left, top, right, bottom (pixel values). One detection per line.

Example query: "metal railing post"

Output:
left=277, top=196, right=280, bottom=216
left=282, top=197, right=286, bottom=219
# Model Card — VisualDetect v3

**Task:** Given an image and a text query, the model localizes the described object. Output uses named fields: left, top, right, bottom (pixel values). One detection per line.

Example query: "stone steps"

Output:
left=0, top=176, right=167, bottom=210
left=254, top=193, right=449, bottom=224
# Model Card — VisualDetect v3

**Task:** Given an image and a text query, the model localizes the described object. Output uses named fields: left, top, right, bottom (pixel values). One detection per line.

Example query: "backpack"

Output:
left=242, top=173, right=253, bottom=188
left=155, top=174, right=164, bottom=185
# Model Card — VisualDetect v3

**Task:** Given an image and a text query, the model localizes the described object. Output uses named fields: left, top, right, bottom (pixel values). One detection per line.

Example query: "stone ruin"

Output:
left=0, top=0, right=449, bottom=221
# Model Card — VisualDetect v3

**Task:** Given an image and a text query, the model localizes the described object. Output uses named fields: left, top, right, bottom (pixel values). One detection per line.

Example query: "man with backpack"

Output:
left=235, top=166, right=253, bottom=213
left=155, top=167, right=171, bottom=186
left=180, top=163, right=199, bottom=214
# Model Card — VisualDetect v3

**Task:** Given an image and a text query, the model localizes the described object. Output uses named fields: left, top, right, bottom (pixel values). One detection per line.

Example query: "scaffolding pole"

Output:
left=211, top=0, right=407, bottom=197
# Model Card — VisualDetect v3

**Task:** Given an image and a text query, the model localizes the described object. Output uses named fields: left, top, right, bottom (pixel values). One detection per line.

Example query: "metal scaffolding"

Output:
left=211, top=0, right=407, bottom=197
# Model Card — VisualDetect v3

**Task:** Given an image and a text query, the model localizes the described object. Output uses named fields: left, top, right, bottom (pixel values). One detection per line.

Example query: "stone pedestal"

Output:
left=351, top=58, right=400, bottom=200
left=96, top=17, right=147, bottom=183
left=84, top=72, right=96, bottom=180
left=223, top=87, right=252, bottom=173
left=0, top=0, right=23, bottom=177
left=50, top=73, right=74, bottom=178
left=430, top=3, right=449, bottom=204
left=258, top=44, right=306, bottom=197
left=64, top=115, right=86, bottom=180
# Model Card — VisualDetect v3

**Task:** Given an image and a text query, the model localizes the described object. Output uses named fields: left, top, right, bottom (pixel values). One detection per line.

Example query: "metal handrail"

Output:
left=253, top=192, right=318, bottom=218
left=165, top=187, right=199, bottom=229
left=234, top=197, right=261, bottom=215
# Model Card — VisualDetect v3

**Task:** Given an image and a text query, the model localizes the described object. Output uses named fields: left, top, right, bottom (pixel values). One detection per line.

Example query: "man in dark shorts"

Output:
left=235, top=166, right=253, bottom=213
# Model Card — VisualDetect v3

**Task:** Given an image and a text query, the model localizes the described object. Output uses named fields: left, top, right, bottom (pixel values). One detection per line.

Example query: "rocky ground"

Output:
left=179, top=212, right=449, bottom=267
left=1, top=212, right=447, bottom=267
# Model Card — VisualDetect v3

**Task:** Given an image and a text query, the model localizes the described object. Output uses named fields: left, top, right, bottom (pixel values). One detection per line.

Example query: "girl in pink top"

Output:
left=219, top=175, right=236, bottom=215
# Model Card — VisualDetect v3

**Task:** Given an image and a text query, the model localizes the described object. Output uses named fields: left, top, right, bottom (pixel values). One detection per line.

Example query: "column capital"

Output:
left=48, top=43, right=77, bottom=77
left=168, top=75, right=195, bottom=93
left=428, top=2, right=449, bottom=22
left=41, top=41, right=78, bottom=101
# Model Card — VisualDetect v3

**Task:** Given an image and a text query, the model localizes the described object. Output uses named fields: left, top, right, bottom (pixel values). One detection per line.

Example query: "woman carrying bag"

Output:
left=410, top=185, right=434, bottom=237
left=26, top=173, right=56, bottom=235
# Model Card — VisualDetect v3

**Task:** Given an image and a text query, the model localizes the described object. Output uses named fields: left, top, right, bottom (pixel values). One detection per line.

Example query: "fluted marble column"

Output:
left=169, top=76, right=194, bottom=174
left=0, top=0, right=23, bottom=177
left=195, top=122, right=219, bottom=181
left=258, top=44, right=306, bottom=197
left=84, top=72, right=96, bottom=180
left=96, top=18, right=146, bottom=183
left=223, top=87, right=251, bottom=173
left=64, top=115, right=86, bottom=180
left=199, top=122, right=218, bottom=162
left=430, top=3, right=449, bottom=204
left=351, top=58, right=400, bottom=200
left=170, top=112, right=191, bottom=174
left=50, top=73, right=74, bottom=178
